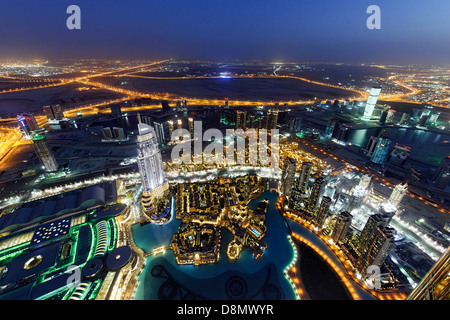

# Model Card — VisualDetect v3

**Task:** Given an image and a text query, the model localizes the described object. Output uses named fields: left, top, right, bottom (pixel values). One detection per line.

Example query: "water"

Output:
left=132, top=191, right=297, bottom=300
left=348, top=126, right=450, bottom=165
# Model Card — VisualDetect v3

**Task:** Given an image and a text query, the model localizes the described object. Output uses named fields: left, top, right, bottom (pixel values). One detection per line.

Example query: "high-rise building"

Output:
left=17, top=113, right=39, bottom=139
left=224, top=98, right=229, bottom=109
left=289, top=117, right=302, bottom=133
left=407, top=247, right=450, bottom=300
left=347, top=185, right=367, bottom=213
left=388, top=183, right=408, bottom=207
left=43, top=105, right=64, bottom=121
left=296, top=162, right=313, bottom=194
left=236, top=110, right=247, bottom=130
left=281, top=157, right=297, bottom=198
left=137, top=123, right=169, bottom=221
left=359, top=174, right=372, bottom=189
left=362, top=87, right=382, bottom=121
left=366, top=136, right=379, bottom=156
left=167, top=120, right=174, bottom=143
left=177, top=119, right=183, bottom=130
left=370, top=137, right=392, bottom=165
left=315, top=196, right=331, bottom=228
left=356, top=214, right=394, bottom=274
left=379, top=202, right=397, bottom=228
left=110, top=105, right=122, bottom=116
left=153, top=122, right=165, bottom=145
left=265, top=110, right=278, bottom=130
left=432, top=157, right=450, bottom=189
left=32, top=134, right=59, bottom=172
left=307, top=176, right=325, bottom=212
left=331, top=211, right=352, bottom=243
left=398, top=112, right=409, bottom=126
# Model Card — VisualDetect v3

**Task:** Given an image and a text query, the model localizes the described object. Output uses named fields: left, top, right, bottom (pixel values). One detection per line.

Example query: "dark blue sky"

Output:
left=0, top=0, right=449, bottom=64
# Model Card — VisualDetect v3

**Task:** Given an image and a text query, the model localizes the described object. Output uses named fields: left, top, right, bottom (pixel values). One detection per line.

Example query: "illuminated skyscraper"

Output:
left=315, top=196, right=331, bottom=228
left=43, top=105, right=64, bottom=121
left=265, top=110, right=278, bottom=130
left=296, top=162, right=313, bottom=194
left=388, top=183, right=408, bottom=207
left=236, top=110, right=247, bottom=130
left=307, top=176, right=325, bottom=212
left=331, top=211, right=352, bottom=244
left=137, top=123, right=170, bottom=222
left=167, top=120, right=174, bottom=143
left=370, top=136, right=392, bottom=165
left=17, top=113, right=39, bottom=139
left=281, top=157, right=297, bottom=198
left=153, top=121, right=165, bottom=145
left=362, top=87, right=382, bottom=121
left=356, top=214, right=394, bottom=274
left=32, top=134, right=59, bottom=172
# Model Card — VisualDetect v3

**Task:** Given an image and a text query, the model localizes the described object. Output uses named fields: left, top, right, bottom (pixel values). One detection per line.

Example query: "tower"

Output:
left=362, top=87, right=382, bottom=121
left=296, top=162, right=313, bottom=194
left=331, top=211, right=353, bottom=244
left=388, top=183, right=408, bottom=207
left=307, top=176, right=325, bottom=212
left=315, top=196, right=331, bottom=228
left=281, top=157, right=297, bottom=198
left=236, top=110, right=246, bottom=130
left=137, top=123, right=170, bottom=223
left=356, top=214, right=394, bottom=274
left=32, top=134, right=59, bottom=172
left=370, top=136, right=392, bottom=165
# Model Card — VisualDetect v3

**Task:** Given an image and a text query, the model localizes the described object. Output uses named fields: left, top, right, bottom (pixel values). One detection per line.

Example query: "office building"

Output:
left=296, top=162, right=313, bottom=194
left=236, top=110, right=247, bottom=130
left=370, top=137, right=392, bottom=165
left=17, top=113, right=39, bottom=139
left=167, top=120, right=174, bottom=143
left=389, top=144, right=411, bottom=166
left=331, top=211, right=352, bottom=244
left=153, top=121, right=165, bottom=145
left=362, top=87, right=382, bottom=121
left=315, top=196, right=331, bottom=228
left=32, top=134, right=59, bottom=172
left=307, top=176, right=325, bottom=211
left=188, top=117, right=194, bottom=138
left=43, top=105, right=64, bottom=121
left=161, top=100, right=171, bottom=113
left=388, top=183, right=408, bottom=207
left=356, top=214, right=394, bottom=274
left=281, top=157, right=297, bottom=198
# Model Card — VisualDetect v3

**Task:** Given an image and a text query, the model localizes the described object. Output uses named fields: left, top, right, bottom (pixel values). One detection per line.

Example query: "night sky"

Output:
left=0, top=0, right=449, bottom=64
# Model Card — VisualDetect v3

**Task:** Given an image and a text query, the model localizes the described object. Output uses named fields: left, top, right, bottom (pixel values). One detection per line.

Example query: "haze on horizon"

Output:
left=0, top=0, right=450, bottom=65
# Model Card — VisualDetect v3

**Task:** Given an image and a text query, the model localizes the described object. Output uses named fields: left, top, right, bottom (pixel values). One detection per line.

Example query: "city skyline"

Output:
left=0, top=1, right=450, bottom=65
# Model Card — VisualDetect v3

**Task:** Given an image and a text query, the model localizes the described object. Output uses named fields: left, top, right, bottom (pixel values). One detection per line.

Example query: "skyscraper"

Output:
left=188, top=117, right=194, bottom=139
left=370, top=136, right=392, bottom=165
left=388, top=183, right=408, bottom=207
left=281, top=157, right=297, bottom=198
left=161, top=100, right=171, bottom=113
left=307, top=176, right=325, bottom=212
left=236, top=110, right=246, bottom=130
left=362, top=87, right=382, bottom=121
left=296, top=162, right=313, bottom=194
left=167, top=120, right=174, bottom=143
left=17, top=113, right=39, bottom=139
left=32, top=134, right=59, bottom=172
left=315, top=196, right=331, bottom=228
left=432, top=157, right=450, bottom=189
left=43, top=105, right=64, bottom=121
left=331, top=211, right=353, bottom=244
left=153, top=122, right=165, bottom=145
left=356, top=214, right=394, bottom=274
left=137, top=123, right=169, bottom=220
